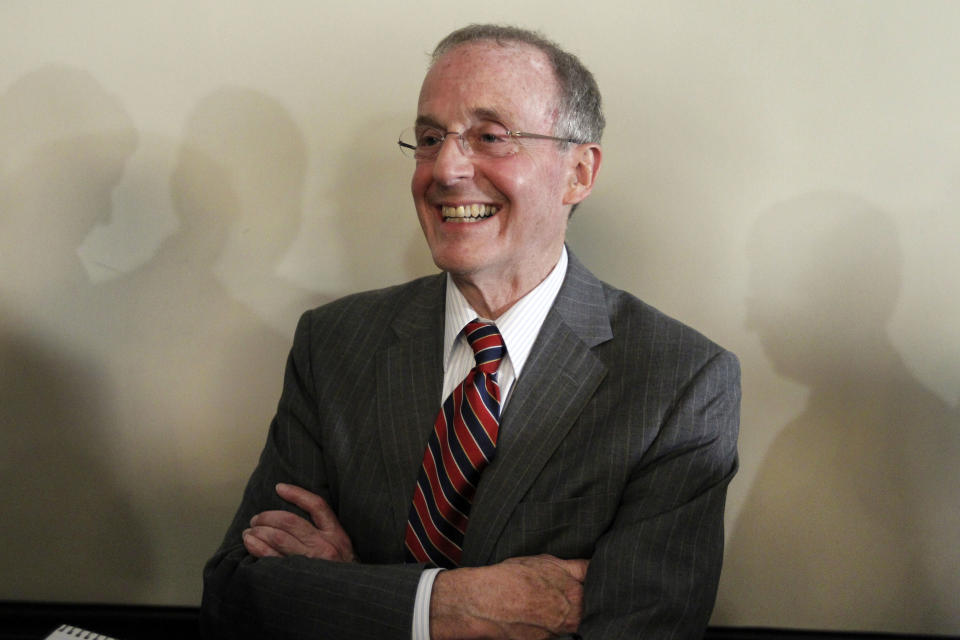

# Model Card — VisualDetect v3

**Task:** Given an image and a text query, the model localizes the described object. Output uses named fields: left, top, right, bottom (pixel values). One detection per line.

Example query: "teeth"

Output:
left=441, top=204, right=498, bottom=221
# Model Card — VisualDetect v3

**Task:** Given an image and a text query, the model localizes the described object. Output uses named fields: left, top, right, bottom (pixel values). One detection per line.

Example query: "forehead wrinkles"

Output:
left=418, top=42, right=559, bottom=129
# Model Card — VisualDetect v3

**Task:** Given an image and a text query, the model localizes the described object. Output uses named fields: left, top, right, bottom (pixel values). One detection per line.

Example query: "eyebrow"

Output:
left=414, top=114, right=443, bottom=129
left=414, top=107, right=509, bottom=130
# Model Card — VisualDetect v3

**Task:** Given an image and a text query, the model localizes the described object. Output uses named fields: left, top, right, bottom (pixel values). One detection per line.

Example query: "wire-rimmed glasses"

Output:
left=397, top=123, right=579, bottom=160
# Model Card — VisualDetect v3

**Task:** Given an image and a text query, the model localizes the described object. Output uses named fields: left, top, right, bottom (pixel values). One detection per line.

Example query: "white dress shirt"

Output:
left=411, top=247, right=568, bottom=640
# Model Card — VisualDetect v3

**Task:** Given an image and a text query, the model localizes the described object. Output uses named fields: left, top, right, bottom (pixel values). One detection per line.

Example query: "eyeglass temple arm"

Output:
left=510, top=131, right=579, bottom=144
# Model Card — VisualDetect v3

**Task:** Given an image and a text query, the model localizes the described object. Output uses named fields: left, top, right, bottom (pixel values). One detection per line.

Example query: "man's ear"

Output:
left=563, top=143, right=602, bottom=206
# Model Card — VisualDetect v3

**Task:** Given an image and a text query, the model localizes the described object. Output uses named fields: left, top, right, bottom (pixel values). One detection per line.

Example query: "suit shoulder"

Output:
left=298, top=274, right=442, bottom=330
left=599, top=281, right=738, bottom=369
left=283, top=274, right=443, bottom=361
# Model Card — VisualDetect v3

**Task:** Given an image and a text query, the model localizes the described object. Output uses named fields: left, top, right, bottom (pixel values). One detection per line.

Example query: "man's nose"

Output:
left=431, top=133, right=475, bottom=184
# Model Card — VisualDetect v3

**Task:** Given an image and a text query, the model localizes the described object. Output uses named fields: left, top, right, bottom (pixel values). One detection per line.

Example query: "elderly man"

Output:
left=203, top=24, right=740, bottom=639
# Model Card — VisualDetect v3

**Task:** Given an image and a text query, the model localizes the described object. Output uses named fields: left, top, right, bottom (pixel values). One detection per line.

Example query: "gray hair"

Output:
left=431, top=24, right=605, bottom=145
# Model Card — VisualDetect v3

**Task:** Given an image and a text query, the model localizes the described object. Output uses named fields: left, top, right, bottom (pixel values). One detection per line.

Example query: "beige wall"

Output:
left=2, top=1, right=958, bottom=634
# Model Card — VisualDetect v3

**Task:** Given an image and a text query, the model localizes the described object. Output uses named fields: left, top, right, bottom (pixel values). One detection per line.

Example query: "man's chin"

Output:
left=433, top=258, right=494, bottom=284
left=428, top=243, right=492, bottom=274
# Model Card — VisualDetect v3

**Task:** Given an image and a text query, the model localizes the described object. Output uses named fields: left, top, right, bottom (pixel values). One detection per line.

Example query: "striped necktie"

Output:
left=404, top=320, right=505, bottom=568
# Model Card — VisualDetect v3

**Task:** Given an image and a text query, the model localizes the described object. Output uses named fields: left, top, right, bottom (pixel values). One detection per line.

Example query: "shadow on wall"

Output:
left=717, top=192, right=960, bottom=634
left=332, top=115, right=438, bottom=293
left=87, top=86, right=315, bottom=601
left=1, top=68, right=323, bottom=604
left=187, top=87, right=329, bottom=335
left=0, top=65, right=153, bottom=601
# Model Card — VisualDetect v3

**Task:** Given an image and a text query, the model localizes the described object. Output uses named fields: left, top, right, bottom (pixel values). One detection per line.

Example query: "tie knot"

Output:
left=465, top=321, right=505, bottom=374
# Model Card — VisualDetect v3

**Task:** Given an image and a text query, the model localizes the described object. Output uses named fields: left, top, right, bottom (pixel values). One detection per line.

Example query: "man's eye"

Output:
left=417, top=132, right=444, bottom=147
left=416, top=129, right=444, bottom=147
left=477, top=132, right=506, bottom=144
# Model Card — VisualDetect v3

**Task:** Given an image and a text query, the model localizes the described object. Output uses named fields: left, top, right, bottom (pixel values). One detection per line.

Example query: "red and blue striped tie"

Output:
left=404, top=321, right=505, bottom=568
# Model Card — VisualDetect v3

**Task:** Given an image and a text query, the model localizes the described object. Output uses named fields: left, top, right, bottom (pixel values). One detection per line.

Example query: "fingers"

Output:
left=242, top=529, right=281, bottom=558
left=274, top=483, right=355, bottom=560
left=544, top=556, right=589, bottom=582
left=241, top=484, right=356, bottom=562
left=502, top=554, right=589, bottom=582
left=251, top=509, right=321, bottom=542
left=275, top=483, right=338, bottom=531
left=244, top=521, right=341, bottom=559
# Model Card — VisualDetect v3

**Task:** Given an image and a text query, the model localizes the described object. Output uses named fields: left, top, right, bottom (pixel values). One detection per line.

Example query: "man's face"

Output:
left=411, top=41, right=578, bottom=288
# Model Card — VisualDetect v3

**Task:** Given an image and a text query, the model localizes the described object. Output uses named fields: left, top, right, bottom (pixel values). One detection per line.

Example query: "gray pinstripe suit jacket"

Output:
left=202, top=251, right=740, bottom=639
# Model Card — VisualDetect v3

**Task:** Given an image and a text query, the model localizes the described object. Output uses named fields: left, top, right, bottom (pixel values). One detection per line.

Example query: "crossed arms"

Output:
left=243, top=482, right=587, bottom=639
left=201, top=290, right=740, bottom=639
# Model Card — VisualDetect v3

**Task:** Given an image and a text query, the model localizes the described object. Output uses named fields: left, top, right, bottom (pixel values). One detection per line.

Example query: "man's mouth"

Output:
left=441, top=204, right=498, bottom=223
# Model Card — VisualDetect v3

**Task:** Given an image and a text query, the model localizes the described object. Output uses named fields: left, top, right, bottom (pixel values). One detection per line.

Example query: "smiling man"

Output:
left=410, top=38, right=597, bottom=321
left=203, top=24, right=740, bottom=640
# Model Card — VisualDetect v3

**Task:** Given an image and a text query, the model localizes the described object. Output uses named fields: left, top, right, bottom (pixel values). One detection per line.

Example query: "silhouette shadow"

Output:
left=0, top=65, right=153, bottom=602
left=332, top=114, right=438, bottom=294
left=85, top=88, right=311, bottom=600
left=182, top=87, right=327, bottom=334
left=718, top=192, right=960, bottom=634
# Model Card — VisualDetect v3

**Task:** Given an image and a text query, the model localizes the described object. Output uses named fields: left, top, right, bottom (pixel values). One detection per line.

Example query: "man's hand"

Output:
left=244, top=485, right=587, bottom=638
left=242, top=483, right=355, bottom=562
left=430, top=554, right=589, bottom=640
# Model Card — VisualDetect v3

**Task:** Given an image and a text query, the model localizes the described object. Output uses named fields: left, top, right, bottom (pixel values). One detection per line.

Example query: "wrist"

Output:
left=429, top=567, right=500, bottom=640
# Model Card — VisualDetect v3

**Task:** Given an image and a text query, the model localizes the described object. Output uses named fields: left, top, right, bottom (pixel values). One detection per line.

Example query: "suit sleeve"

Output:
left=201, top=312, right=424, bottom=640
left=579, top=348, right=741, bottom=638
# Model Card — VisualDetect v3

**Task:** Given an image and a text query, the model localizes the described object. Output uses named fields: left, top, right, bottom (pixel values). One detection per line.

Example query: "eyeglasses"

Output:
left=397, top=123, right=579, bottom=160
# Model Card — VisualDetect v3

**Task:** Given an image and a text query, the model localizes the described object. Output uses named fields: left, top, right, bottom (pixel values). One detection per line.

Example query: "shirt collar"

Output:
left=443, top=246, right=568, bottom=375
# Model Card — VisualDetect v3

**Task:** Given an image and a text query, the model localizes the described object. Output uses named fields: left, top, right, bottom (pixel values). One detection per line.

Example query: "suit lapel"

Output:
left=375, top=275, right=446, bottom=544
left=462, top=252, right=613, bottom=564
